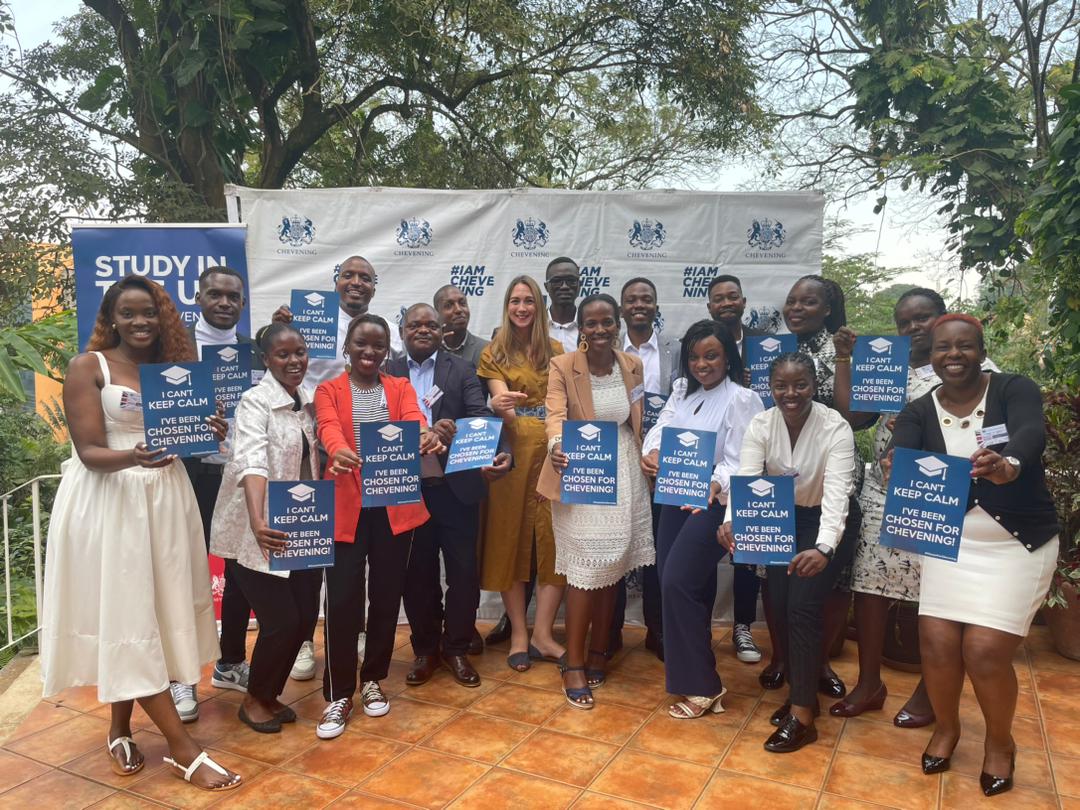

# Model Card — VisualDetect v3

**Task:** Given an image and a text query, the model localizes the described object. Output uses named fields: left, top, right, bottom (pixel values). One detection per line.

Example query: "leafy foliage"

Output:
left=1043, top=389, right=1080, bottom=608
left=0, top=312, right=78, bottom=402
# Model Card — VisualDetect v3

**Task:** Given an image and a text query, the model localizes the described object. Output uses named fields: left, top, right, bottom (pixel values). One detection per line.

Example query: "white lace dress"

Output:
left=551, top=365, right=655, bottom=589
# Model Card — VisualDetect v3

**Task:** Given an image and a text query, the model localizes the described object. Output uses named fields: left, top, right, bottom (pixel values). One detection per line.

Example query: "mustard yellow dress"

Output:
left=477, top=340, right=566, bottom=591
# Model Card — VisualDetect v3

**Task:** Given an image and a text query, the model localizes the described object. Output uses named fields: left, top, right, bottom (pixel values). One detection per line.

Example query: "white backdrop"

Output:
left=226, top=186, right=823, bottom=341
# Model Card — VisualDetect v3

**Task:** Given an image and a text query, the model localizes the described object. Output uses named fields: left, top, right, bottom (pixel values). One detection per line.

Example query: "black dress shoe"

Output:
left=980, top=750, right=1015, bottom=796
left=764, top=715, right=818, bottom=753
left=770, top=701, right=820, bottom=726
left=759, top=665, right=785, bottom=690
left=486, top=613, right=512, bottom=645
left=442, top=654, right=481, bottom=688
left=818, top=673, right=847, bottom=698
left=406, top=655, right=440, bottom=686
left=468, top=629, right=484, bottom=656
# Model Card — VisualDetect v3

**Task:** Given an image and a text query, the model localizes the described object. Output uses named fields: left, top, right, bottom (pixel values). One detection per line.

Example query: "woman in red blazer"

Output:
left=313, top=314, right=440, bottom=740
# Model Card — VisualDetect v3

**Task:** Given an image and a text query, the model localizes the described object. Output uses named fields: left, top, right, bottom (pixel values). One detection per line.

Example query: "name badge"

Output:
left=975, top=423, right=1010, bottom=448
left=423, top=385, right=444, bottom=408
left=119, top=391, right=143, bottom=411
left=914, top=364, right=936, bottom=380
left=629, top=384, right=644, bottom=404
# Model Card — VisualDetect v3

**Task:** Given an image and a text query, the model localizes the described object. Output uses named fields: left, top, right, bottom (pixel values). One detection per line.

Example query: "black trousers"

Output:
left=766, top=500, right=860, bottom=707
left=733, top=562, right=760, bottom=626
left=323, top=508, right=414, bottom=700
left=226, top=561, right=321, bottom=702
left=656, top=502, right=728, bottom=696
left=404, top=483, right=480, bottom=657
left=189, top=465, right=250, bottom=664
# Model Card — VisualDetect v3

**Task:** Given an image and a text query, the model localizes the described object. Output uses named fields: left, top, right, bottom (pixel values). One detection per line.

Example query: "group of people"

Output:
left=38, top=254, right=1058, bottom=799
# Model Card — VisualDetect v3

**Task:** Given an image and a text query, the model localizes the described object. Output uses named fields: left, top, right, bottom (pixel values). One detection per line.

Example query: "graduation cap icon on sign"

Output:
left=677, top=431, right=700, bottom=448
left=377, top=424, right=404, bottom=443
left=304, top=292, right=325, bottom=307
left=760, top=337, right=782, bottom=353
left=217, top=346, right=239, bottom=363
left=748, top=478, right=775, bottom=498
left=915, top=456, right=949, bottom=480
left=288, top=483, right=316, bottom=502
left=577, top=423, right=602, bottom=441
left=647, top=396, right=666, bottom=409
left=869, top=337, right=893, bottom=354
left=468, top=418, right=489, bottom=431
left=161, top=365, right=191, bottom=386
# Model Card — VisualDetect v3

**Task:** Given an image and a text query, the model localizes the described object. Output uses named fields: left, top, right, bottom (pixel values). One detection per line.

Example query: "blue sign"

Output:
left=268, top=480, right=336, bottom=571
left=73, top=225, right=249, bottom=349
left=138, top=360, right=218, bottom=457
left=290, top=289, right=340, bottom=359
left=730, top=475, right=796, bottom=565
left=204, top=343, right=253, bottom=419
left=643, top=392, right=669, bottom=435
left=445, top=417, right=503, bottom=474
left=359, top=420, right=422, bottom=506
left=654, top=427, right=717, bottom=509
left=851, top=335, right=911, bottom=413
left=880, top=447, right=972, bottom=561
left=561, top=420, right=618, bottom=505
left=745, top=334, right=797, bottom=407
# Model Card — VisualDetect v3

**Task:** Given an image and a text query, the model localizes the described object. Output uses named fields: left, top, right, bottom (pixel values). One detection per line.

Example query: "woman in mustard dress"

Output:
left=477, top=275, right=567, bottom=671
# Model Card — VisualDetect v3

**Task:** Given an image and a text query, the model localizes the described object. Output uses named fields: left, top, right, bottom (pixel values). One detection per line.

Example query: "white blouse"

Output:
left=642, top=377, right=764, bottom=495
left=736, top=401, right=855, bottom=550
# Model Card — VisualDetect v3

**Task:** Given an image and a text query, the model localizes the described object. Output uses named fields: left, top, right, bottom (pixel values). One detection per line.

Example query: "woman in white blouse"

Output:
left=210, top=323, right=323, bottom=734
left=641, top=320, right=763, bottom=719
left=719, top=353, right=856, bottom=752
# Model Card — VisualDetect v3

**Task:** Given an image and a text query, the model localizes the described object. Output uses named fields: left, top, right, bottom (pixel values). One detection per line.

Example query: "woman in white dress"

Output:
left=40, top=277, right=241, bottom=792
left=537, top=294, right=654, bottom=709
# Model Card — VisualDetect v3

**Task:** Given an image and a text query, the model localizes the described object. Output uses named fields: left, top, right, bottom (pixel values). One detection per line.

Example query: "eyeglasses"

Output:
left=547, top=276, right=580, bottom=289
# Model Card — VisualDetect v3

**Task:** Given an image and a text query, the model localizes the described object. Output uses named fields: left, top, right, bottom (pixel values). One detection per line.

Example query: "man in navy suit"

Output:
left=386, top=304, right=512, bottom=688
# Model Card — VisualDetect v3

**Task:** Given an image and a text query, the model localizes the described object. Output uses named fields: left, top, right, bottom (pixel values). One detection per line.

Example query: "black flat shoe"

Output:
left=275, top=706, right=297, bottom=723
left=980, top=750, right=1015, bottom=796
left=895, top=707, right=935, bottom=728
left=818, top=674, right=847, bottom=699
left=759, top=665, right=785, bottom=690
left=764, top=715, right=818, bottom=753
left=238, top=705, right=281, bottom=734
left=770, top=701, right=820, bottom=727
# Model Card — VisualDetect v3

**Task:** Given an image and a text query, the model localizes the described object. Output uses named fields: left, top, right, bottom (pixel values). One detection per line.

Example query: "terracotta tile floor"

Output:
left=1, top=623, right=1076, bottom=809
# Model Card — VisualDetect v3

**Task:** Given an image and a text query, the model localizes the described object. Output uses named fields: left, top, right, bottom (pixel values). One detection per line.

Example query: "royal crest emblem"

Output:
left=396, top=217, right=432, bottom=249
left=512, top=218, right=550, bottom=250
left=628, top=219, right=666, bottom=251
left=747, top=218, right=786, bottom=251
left=278, top=215, right=315, bottom=247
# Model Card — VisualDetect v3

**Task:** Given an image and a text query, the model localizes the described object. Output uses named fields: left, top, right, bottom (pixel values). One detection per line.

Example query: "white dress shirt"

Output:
left=736, top=401, right=855, bottom=550
left=642, top=377, right=764, bottom=496
left=549, top=318, right=579, bottom=354
left=407, top=351, right=438, bottom=422
left=303, top=306, right=404, bottom=393
left=623, top=331, right=660, bottom=394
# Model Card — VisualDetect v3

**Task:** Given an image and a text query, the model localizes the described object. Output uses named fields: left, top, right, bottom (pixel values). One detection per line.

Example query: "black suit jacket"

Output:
left=385, top=351, right=510, bottom=506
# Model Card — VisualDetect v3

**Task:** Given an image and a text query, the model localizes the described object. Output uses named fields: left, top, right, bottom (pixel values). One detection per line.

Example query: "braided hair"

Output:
left=797, top=275, right=847, bottom=333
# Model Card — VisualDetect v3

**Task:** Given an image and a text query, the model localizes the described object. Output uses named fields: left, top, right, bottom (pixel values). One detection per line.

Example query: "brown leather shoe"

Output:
left=442, top=654, right=481, bottom=688
left=406, top=655, right=440, bottom=686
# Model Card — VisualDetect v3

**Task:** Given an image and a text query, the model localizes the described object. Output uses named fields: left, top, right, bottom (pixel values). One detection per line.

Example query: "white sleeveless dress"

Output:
left=40, top=352, right=220, bottom=703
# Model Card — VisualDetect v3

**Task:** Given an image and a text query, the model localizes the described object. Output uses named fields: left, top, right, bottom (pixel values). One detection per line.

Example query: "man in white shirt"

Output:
left=544, top=257, right=582, bottom=353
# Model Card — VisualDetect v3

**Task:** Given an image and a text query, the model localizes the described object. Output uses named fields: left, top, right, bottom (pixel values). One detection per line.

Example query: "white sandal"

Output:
left=163, top=750, right=242, bottom=791
left=106, top=735, right=144, bottom=776
left=668, top=688, right=727, bottom=720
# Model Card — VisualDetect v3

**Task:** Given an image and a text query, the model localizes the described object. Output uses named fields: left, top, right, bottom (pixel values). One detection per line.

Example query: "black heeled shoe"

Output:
left=921, top=738, right=959, bottom=775
left=980, top=750, right=1016, bottom=796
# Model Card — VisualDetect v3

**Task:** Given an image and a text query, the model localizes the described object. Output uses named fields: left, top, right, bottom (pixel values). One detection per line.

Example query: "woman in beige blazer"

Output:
left=537, top=293, right=655, bottom=708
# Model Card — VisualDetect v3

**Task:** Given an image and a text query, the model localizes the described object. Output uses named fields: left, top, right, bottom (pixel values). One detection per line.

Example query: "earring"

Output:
left=578, top=337, right=589, bottom=353
left=111, top=323, right=118, bottom=331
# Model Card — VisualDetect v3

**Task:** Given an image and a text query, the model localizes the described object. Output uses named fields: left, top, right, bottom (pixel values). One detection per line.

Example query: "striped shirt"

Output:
left=351, top=382, right=389, bottom=451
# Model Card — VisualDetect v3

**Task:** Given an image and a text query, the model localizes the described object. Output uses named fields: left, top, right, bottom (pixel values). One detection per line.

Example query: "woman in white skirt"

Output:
left=40, top=277, right=241, bottom=792
left=537, top=294, right=655, bottom=709
left=889, top=313, right=1058, bottom=798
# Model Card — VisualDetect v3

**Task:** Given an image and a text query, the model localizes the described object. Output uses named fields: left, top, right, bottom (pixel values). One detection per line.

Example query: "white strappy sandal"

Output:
left=162, top=751, right=242, bottom=791
left=106, top=735, right=144, bottom=776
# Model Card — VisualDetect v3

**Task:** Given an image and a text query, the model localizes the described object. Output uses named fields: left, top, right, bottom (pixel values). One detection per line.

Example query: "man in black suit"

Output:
left=707, top=274, right=768, bottom=360
left=387, top=304, right=512, bottom=688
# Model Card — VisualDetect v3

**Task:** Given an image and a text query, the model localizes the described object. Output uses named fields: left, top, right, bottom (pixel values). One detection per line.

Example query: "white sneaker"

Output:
left=733, top=623, right=763, bottom=664
left=316, top=697, right=353, bottom=740
left=169, top=682, right=199, bottom=723
left=290, top=640, right=316, bottom=680
left=211, top=660, right=250, bottom=692
left=360, top=680, right=390, bottom=717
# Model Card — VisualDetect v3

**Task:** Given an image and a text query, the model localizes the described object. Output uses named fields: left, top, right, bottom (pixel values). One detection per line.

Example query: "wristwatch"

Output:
left=815, top=543, right=834, bottom=560
left=1003, top=456, right=1021, bottom=475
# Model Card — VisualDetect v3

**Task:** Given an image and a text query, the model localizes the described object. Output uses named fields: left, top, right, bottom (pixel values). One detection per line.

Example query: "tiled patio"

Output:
left=0, top=622, right=1076, bottom=809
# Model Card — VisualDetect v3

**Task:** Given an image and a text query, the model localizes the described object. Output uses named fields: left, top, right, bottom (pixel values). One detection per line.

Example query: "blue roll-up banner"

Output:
left=880, top=447, right=972, bottom=561
left=653, top=426, right=717, bottom=509
left=445, top=417, right=503, bottom=474
left=73, top=224, right=249, bottom=349
left=745, top=334, right=797, bottom=407
left=138, top=360, right=218, bottom=457
left=730, top=475, right=797, bottom=565
left=289, top=289, right=340, bottom=359
left=268, top=480, right=336, bottom=571
left=359, top=420, right=422, bottom=506
left=560, top=420, right=618, bottom=505
left=850, top=335, right=911, bottom=413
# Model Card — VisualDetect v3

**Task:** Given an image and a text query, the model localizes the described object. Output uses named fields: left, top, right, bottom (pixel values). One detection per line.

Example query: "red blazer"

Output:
left=314, top=372, right=430, bottom=541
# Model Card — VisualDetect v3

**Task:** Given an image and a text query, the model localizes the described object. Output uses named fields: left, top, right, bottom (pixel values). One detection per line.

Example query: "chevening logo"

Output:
left=216, top=347, right=239, bottom=363
left=748, top=478, right=775, bottom=498
left=747, top=218, right=786, bottom=251
left=869, top=337, right=893, bottom=354
left=676, top=431, right=700, bottom=449
left=468, top=418, right=489, bottom=431
left=628, top=219, right=666, bottom=251
left=278, top=215, right=315, bottom=247
left=915, top=456, right=948, bottom=480
left=304, top=292, right=325, bottom=308
left=512, top=218, right=550, bottom=251
left=577, top=423, right=602, bottom=442
left=378, top=424, right=404, bottom=443
left=396, top=217, right=432, bottom=249
left=288, top=483, right=316, bottom=503
left=647, top=395, right=667, bottom=410
left=161, top=365, right=191, bottom=386
left=760, top=337, right=782, bottom=354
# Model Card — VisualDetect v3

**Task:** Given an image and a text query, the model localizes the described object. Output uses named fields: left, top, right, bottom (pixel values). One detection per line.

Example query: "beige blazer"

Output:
left=536, top=349, right=644, bottom=501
